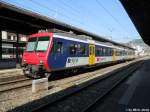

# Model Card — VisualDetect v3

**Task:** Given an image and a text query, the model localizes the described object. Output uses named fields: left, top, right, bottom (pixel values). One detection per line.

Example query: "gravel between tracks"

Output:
left=0, top=69, right=23, bottom=78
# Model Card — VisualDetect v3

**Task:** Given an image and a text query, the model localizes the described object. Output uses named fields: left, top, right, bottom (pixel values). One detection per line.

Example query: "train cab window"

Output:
left=26, top=37, right=37, bottom=52
left=36, top=36, right=50, bottom=52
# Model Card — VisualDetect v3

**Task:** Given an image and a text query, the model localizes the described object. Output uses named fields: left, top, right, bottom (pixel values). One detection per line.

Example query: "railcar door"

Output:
left=89, top=44, right=95, bottom=65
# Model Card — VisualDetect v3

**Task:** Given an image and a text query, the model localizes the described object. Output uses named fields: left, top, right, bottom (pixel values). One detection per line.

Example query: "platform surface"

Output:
left=119, top=59, right=150, bottom=111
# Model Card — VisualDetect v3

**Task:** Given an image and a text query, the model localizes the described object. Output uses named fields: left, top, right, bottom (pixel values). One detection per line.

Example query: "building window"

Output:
left=13, top=36, right=17, bottom=41
left=7, top=36, right=11, bottom=40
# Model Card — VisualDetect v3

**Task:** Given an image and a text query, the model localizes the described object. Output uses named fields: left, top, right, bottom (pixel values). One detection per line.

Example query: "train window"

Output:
left=77, top=44, right=81, bottom=50
left=105, top=48, right=108, bottom=56
left=26, top=37, right=37, bottom=52
left=108, top=48, right=110, bottom=56
left=52, top=41, right=57, bottom=53
left=96, top=47, right=101, bottom=56
left=36, top=36, right=49, bottom=52
left=103, top=48, right=106, bottom=56
left=69, top=44, right=77, bottom=56
left=96, top=49, right=99, bottom=56
left=52, top=41, right=63, bottom=54
left=78, top=45, right=86, bottom=56
left=100, top=48, right=103, bottom=56
left=107, top=48, right=110, bottom=56
left=110, top=48, right=112, bottom=56
left=77, top=44, right=81, bottom=54
left=56, top=42, right=63, bottom=54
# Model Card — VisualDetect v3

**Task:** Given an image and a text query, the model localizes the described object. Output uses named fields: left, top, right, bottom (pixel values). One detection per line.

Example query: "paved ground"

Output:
left=91, top=58, right=150, bottom=112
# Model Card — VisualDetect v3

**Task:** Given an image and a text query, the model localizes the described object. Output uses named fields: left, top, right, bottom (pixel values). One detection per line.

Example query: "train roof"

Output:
left=53, top=32, right=135, bottom=50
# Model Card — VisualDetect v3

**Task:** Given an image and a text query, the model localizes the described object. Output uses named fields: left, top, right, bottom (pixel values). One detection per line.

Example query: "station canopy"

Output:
left=120, top=0, right=150, bottom=45
left=0, top=1, right=133, bottom=49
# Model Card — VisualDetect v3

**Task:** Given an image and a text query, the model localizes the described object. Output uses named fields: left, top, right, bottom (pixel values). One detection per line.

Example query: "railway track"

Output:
left=32, top=60, right=143, bottom=112
left=0, top=66, right=113, bottom=93
left=0, top=78, right=31, bottom=92
left=0, top=75, right=25, bottom=84
left=0, top=63, right=124, bottom=96
left=0, top=60, right=130, bottom=93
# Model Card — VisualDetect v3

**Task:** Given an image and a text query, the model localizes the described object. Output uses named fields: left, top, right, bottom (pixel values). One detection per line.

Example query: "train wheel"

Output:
left=71, top=69, right=78, bottom=75
left=33, top=73, right=41, bottom=79
left=45, top=73, right=51, bottom=78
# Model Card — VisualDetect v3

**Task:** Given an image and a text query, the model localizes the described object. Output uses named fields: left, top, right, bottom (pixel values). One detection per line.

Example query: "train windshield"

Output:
left=36, top=36, right=49, bottom=52
left=26, top=37, right=37, bottom=52
left=26, top=36, right=50, bottom=52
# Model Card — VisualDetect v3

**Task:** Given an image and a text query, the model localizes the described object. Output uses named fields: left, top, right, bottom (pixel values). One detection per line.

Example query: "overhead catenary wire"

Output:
left=29, top=0, right=96, bottom=29
left=59, top=0, right=82, bottom=15
left=68, top=0, right=118, bottom=39
left=58, top=0, right=100, bottom=31
left=95, top=0, right=131, bottom=40
left=3, top=0, right=132, bottom=42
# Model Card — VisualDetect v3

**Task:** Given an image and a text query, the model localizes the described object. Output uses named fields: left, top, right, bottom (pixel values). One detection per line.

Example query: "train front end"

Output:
left=22, top=32, right=53, bottom=78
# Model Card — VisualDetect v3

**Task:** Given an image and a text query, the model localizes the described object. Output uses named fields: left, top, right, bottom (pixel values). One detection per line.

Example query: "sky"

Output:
left=1, top=0, right=141, bottom=43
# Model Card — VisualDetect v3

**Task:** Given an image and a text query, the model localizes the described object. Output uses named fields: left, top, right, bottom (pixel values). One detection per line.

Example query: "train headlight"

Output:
left=39, top=60, right=43, bottom=64
left=23, top=59, right=26, bottom=65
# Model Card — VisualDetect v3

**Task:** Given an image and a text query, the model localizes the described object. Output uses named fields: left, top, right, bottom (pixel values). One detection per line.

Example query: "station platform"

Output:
left=94, top=58, right=150, bottom=112
left=118, top=58, right=150, bottom=111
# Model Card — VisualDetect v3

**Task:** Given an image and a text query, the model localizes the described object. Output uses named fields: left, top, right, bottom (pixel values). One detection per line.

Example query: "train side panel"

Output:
left=47, top=35, right=89, bottom=70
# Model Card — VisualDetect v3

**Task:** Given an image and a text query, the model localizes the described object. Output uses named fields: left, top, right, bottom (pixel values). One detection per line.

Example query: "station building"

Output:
left=0, top=31, right=27, bottom=68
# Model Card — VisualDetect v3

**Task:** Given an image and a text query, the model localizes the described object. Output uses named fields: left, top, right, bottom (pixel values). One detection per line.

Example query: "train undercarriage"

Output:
left=22, top=64, right=51, bottom=79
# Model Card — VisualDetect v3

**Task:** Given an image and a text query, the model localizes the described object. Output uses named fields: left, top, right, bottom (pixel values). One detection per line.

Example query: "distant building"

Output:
left=131, top=45, right=146, bottom=56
